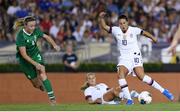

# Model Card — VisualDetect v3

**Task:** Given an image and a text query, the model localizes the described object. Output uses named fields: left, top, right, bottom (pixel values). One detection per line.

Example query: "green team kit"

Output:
left=16, top=27, right=55, bottom=101
left=16, top=27, right=44, bottom=79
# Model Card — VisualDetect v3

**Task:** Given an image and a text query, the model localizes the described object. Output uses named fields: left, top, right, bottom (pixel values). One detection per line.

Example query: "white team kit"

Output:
left=110, top=26, right=143, bottom=75
left=84, top=83, right=119, bottom=104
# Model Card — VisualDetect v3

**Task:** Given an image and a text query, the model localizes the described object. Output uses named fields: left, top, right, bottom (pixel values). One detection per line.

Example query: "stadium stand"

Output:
left=0, top=0, right=180, bottom=63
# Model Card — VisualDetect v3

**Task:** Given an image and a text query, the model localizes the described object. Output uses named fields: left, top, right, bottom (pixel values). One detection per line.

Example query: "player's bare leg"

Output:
left=37, top=75, right=45, bottom=91
left=103, top=87, right=139, bottom=104
left=103, top=89, right=117, bottom=102
left=134, top=66, right=174, bottom=101
left=30, top=77, right=44, bottom=91
left=102, top=87, right=121, bottom=104
left=117, top=66, right=133, bottom=105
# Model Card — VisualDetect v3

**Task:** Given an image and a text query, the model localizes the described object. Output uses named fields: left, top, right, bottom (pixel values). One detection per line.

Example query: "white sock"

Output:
left=118, top=79, right=132, bottom=100
left=143, top=75, right=165, bottom=93
left=119, top=92, right=124, bottom=99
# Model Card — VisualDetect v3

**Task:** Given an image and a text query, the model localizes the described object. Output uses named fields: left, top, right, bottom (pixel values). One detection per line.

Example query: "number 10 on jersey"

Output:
left=122, top=40, right=127, bottom=45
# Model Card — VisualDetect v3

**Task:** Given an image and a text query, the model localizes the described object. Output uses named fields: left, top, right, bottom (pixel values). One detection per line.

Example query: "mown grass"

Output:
left=0, top=102, right=179, bottom=111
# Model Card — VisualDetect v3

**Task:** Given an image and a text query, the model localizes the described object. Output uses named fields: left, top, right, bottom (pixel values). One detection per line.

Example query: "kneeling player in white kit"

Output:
left=99, top=12, right=174, bottom=105
left=81, top=73, right=139, bottom=104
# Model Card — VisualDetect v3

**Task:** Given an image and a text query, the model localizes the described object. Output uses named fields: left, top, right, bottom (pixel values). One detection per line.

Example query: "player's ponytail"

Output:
left=13, top=18, right=24, bottom=30
left=13, top=16, right=36, bottom=30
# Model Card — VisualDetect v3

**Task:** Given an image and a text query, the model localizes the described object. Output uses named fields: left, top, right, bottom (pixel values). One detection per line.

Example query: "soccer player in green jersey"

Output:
left=14, top=16, right=60, bottom=105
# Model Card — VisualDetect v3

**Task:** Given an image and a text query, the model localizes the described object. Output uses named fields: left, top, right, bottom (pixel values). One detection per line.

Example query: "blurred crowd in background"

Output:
left=0, top=0, right=180, bottom=51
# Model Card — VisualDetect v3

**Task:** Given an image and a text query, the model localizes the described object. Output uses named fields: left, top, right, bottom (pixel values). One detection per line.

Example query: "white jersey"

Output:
left=84, top=83, right=108, bottom=102
left=111, top=26, right=142, bottom=59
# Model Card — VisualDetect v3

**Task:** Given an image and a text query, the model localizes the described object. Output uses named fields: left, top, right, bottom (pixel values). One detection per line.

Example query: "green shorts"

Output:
left=18, top=54, right=44, bottom=80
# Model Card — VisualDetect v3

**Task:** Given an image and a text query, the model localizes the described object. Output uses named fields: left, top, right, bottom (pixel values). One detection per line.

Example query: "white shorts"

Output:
left=117, top=52, right=143, bottom=76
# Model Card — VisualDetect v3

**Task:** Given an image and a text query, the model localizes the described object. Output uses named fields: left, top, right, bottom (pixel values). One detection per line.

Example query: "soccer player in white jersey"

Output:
left=81, top=73, right=139, bottom=104
left=99, top=12, right=174, bottom=105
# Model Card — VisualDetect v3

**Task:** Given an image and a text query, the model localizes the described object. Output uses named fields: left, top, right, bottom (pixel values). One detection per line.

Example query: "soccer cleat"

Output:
left=126, top=99, right=134, bottom=105
left=50, top=99, right=57, bottom=106
left=130, top=90, right=139, bottom=98
left=162, top=89, right=174, bottom=101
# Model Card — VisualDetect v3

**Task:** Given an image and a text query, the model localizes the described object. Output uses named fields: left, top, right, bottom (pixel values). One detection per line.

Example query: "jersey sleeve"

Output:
left=84, top=88, right=91, bottom=96
left=100, top=83, right=109, bottom=90
left=36, top=27, right=44, bottom=39
left=110, top=26, right=119, bottom=37
left=84, top=88, right=92, bottom=99
left=16, top=33, right=26, bottom=47
left=134, top=27, right=143, bottom=35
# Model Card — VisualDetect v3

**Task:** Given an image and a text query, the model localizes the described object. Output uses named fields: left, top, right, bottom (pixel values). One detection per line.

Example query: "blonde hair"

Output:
left=13, top=18, right=24, bottom=30
left=13, top=16, right=36, bottom=30
left=80, top=73, right=95, bottom=91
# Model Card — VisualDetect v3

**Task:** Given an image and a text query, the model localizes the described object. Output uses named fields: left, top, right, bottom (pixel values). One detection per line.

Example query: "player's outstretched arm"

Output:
left=43, top=34, right=60, bottom=51
left=19, top=47, right=45, bottom=71
left=98, top=12, right=110, bottom=32
left=168, top=24, right=180, bottom=53
left=142, top=31, right=157, bottom=43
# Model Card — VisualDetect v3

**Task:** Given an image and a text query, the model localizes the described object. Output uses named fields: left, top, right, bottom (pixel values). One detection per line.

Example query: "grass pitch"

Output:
left=0, top=102, right=179, bottom=111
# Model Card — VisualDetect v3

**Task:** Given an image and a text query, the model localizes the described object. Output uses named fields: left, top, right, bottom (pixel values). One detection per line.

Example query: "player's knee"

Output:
left=39, top=73, right=47, bottom=80
left=117, top=70, right=126, bottom=79
left=118, top=74, right=125, bottom=79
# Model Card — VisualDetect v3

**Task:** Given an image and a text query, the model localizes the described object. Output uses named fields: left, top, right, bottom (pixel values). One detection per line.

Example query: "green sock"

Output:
left=43, top=79, right=55, bottom=100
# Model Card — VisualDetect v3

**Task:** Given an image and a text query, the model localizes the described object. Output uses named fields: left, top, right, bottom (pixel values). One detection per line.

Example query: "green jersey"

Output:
left=16, top=27, right=44, bottom=60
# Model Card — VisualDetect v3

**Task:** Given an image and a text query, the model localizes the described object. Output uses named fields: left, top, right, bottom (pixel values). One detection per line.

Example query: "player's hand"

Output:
left=54, top=45, right=60, bottom=51
left=35, top=63, right=45, bottom=72
left=99, top=12, right=106, bottom=18
left=168, top=46, right=176, bottom=55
